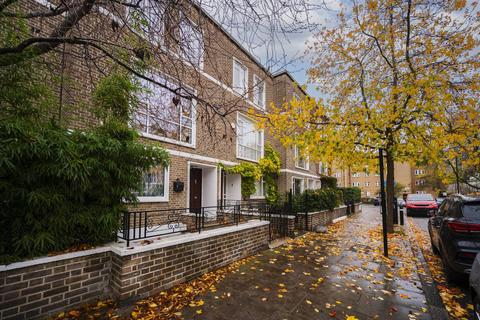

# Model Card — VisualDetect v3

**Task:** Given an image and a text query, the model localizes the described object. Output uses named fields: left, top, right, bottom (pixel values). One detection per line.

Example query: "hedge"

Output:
left=338, top=187, right=362, bottom=204
left=293, top=188, right=343, bottom=212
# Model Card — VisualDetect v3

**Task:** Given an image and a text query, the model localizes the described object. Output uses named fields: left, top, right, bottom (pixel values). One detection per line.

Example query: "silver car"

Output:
left=471, top=253, right=480, bottom=319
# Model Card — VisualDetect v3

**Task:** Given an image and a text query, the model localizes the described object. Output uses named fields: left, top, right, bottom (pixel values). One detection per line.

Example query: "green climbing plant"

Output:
left=259, top=145, right=281, bottom=204
left=220, top=144, right=281, bottom=202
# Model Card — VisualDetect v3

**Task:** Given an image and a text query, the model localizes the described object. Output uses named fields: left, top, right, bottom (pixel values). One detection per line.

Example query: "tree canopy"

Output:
left=260, top=0, right=479, bottom=231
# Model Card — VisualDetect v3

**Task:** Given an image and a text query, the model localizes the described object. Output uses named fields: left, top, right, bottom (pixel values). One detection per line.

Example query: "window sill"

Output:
left=236, top=155, right=260, bottom=163
left=140, top=132, right=196, bottom=149
left=294, top=165, right=310, bottom=171
left=250, top=196, right=265, bottom=200
left=137, top=196, right=169, bottom=203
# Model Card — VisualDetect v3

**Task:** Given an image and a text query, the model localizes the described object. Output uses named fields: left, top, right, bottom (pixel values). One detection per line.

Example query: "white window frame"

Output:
left=415, top=169, right=425, bottom=175
left=307, top=179, right=316, bottom=190
left=415, top=179, right=425, bottom=185
left=236, top=113, right=264, bottom=162
left=352, top=172, right=360, bottom=177
left=134, top=71, right=197, bottom=148
left=253, top=75, right=266, bottom=109
left=232, top=58, right=248, bottom=96
left=365, top=182, right=370, bottom=186
left=352, top=182, right=360, bottom=187
left=292, top=177, right=305, bottom=195
left=294, top=146, right=309, bottom=170
left=138, top=166, right=169, bottom=202
left=251, top=178, right=265, bottom=199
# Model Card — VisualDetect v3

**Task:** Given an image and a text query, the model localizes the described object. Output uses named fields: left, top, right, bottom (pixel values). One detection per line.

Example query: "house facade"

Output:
left=18, top=0, right=323, bottom=213
left=270, top=71, right=323, bottom=196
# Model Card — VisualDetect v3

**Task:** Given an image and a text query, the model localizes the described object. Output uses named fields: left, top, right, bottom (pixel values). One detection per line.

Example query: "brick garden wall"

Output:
left=0, top=250, right=111, bottom=320
left=0, top=222, right=269, bottom=320
left=296, top=204, right=362, bottom=232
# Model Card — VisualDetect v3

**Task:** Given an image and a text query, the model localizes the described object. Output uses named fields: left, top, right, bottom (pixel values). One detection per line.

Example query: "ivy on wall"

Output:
left=220, top=144, right=281, bottom=202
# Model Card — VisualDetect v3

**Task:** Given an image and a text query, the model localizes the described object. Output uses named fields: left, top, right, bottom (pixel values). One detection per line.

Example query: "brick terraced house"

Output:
left=14, top=0, right=324, bottom=226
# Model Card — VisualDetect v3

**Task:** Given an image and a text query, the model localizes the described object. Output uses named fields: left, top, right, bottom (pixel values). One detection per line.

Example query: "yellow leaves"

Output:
left=366, top=0, right=378, bottom=11
left=453, top=0, right=466, bottom=9
left=346, top=316, right=359, bottom=320
left=306, top=299, right=312, bottom=305
left=196, top=309, right=202, bottom=315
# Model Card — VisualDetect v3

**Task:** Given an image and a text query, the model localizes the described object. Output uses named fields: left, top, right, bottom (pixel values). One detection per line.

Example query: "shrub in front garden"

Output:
left=0, top=57, right=169, bottom=263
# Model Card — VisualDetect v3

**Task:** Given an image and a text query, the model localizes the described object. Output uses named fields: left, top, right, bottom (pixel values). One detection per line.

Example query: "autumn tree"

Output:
left=260, top=0, right=479, bottom=232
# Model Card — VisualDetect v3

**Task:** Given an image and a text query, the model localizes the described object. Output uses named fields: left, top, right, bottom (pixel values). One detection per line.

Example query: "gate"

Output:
left=258, top=195, right=292, bottom=241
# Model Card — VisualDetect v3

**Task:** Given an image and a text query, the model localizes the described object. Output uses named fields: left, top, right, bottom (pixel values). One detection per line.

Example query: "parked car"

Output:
left=470, top=253, right=480, bottom=319
left=436, top=197, right=446, bottom=206
left=373, top=196, right=381, bottom=206
left=428, top=194, right=480, bottom=281
left=406, top=193, right=438, bottom=217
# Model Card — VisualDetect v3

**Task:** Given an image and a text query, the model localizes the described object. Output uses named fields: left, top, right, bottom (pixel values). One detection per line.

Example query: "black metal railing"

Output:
left=118, top=205, right=240, bottom=247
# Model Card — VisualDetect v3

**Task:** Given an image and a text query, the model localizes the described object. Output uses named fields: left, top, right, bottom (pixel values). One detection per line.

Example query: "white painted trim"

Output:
left=279, top=169, right=320, bottom=179
left=236, top=112, right=264, bottom=163
left=232, top=57, right=248, bottom=97
left=141, top=132, right=196, bottom=149
left=294, top=145, right=309, bottom=171
left=167, top=149, right=238, bottom=166
left=252, top=74, right=266, bottom=110
left=291, top=176, right=305, bottom=195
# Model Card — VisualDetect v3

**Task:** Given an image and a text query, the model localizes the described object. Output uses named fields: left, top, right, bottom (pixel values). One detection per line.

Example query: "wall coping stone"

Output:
left=298, top=205, right=348, bottom=216
left=0, top=246, right=111, bottom=272
left=110, top=220, right=270, bottom=256
left=0, top=220, right=269, bottom=271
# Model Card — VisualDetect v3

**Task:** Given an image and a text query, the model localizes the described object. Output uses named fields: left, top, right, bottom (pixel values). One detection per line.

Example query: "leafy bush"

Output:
left=338, top=187, right=362, bottom=204
left=320, top=176, right=337, bottom=188
left=293, top=188, right=342, bottom=212
left=0, top=60, right=169, bottom=263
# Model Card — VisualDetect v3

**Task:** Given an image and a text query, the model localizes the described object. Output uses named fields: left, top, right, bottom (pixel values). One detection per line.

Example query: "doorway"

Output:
left=189, top=168, right=202, bottom=213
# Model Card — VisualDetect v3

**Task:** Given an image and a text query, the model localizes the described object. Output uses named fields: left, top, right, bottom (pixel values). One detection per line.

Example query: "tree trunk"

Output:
left=385, top=151, right=395, bottom=233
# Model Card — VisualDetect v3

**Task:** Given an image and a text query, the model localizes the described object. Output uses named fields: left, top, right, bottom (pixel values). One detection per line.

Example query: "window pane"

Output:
left=135, top=74, right=194, bottom=144
left=139, top=167, right=165, bottom=197
left=237, top=115, right=262, bottom=161
left=149, top=117, right=180, bottom=140
left=181, top=127, right=192, bottom=143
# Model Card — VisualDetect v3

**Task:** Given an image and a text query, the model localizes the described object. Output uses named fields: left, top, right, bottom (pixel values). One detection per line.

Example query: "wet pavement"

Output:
left=180, top=205, right=433, bottom=320
left=409, top=215, right=474, bottom=319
